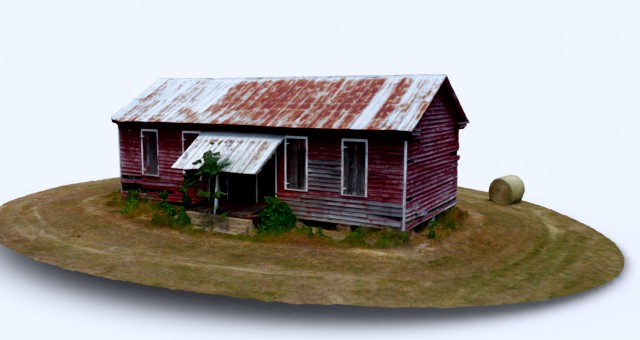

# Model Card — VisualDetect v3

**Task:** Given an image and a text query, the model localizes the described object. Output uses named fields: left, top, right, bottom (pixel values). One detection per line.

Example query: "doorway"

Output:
left=218, top=154, right=276, bottom=204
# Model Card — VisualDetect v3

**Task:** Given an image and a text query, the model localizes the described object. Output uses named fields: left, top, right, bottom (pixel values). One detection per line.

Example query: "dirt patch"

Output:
left=0, top=179, right=624, bottom=307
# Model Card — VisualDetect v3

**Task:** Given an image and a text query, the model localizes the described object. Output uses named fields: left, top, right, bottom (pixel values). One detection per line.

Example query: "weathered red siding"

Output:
left=117, top=94, right=462, bottom=230
left=118, top=123, right=188, bottom=202
left=277, top=133, right=405, bottom=228
left=405, top=89, right=461, bottom=230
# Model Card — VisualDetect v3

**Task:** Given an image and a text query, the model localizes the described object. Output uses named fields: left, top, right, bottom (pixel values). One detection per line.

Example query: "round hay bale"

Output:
left=489, top=175, right=525, bottom=205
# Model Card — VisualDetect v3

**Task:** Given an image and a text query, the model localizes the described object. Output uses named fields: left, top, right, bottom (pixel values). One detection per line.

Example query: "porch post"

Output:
left=213, top=174, right=219, bottom=215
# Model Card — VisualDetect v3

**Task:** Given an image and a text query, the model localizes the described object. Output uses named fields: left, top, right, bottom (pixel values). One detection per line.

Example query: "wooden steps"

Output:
left=186, top=210, right=254, bottom=235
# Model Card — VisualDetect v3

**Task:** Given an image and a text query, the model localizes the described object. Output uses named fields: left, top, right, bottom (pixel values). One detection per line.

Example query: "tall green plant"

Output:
left=181, top=148, right=230, bottom=214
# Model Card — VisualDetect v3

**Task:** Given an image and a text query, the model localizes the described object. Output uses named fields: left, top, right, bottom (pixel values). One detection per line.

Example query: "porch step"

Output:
left=186, top=210, right=254, bottom=235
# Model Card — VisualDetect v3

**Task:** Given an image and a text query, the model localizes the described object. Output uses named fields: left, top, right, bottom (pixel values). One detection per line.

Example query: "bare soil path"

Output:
left=0, top=179, right=624, bottom=307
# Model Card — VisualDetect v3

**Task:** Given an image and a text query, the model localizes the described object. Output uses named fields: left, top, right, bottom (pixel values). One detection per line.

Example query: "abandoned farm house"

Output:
left=111, top=74, right=469, bottom=231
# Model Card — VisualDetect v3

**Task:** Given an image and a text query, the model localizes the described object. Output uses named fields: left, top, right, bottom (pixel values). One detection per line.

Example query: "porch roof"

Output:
left=171, top=132, right=283, bottom=175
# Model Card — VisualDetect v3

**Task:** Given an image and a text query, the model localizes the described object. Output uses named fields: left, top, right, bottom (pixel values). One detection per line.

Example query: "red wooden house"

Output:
left=111, top=75, right=468, bottom=231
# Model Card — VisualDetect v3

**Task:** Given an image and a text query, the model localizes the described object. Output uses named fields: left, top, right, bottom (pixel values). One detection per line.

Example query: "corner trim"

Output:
left=401, top=140, right=408, bottom=231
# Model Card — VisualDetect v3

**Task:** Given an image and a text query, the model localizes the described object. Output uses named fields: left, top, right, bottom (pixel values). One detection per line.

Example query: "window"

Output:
left=285, top=136, right=307, bottom=191
left=141, top=129, right=159, bottom=176
left=182, top=131, right=200, bottom=152
left=342, top=139, right=367, bottom=197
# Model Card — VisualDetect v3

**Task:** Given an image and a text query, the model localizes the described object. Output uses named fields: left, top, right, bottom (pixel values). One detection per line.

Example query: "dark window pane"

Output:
left=142, top=131, right=159, bottom=176
left=343, top=141, right=366, bottom=196
left=286, top=138, right=306, bottom=190
left=183, top=132, right=199, bottom=151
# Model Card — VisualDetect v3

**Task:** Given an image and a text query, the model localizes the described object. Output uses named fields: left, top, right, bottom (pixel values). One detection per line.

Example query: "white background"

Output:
left=1, top=0, right=638, bottom=339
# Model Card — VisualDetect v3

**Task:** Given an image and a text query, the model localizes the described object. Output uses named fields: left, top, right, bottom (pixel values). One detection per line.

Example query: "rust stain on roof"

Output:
left=112, top=74, right=466, bottom=132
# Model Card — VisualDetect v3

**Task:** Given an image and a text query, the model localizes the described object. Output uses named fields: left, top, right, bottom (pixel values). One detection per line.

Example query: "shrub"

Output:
left=258, top=196, right=297, bottom=233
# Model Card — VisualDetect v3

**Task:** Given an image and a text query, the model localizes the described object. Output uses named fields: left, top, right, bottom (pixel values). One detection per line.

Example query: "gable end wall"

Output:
left=405, top=89, right=461, bottom=230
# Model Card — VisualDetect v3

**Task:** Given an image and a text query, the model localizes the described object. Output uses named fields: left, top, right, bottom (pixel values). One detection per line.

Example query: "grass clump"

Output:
left=295, top=224, right=325, bottom=238
left=116, top=189, right=191, bottom=228
left=374, top=229, right=411, bottom=248
left=420, top=207, right=468, bottom=241
left=340, top=226, right=368, bottom=247
left=340, top=227, right=411, bottom=248
left=119, top=189, right=141, bottom=214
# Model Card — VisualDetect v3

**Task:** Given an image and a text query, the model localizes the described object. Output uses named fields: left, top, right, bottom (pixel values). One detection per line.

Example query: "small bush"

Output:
left=258, top=197, right=297, bottom=233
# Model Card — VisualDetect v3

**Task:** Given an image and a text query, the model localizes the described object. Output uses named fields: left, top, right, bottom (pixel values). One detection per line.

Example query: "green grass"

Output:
left=0, top=178, right=624, bottom=308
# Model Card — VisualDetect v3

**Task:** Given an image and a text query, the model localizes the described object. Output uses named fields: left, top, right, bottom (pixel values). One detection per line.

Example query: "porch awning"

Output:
left=171, top=132, right=284, bottom=175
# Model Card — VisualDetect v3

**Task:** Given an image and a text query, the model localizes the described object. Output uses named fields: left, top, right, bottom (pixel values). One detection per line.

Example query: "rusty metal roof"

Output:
left=172, top=132, right=282, bottom=175
left=112, top=74, right=467, bottom=132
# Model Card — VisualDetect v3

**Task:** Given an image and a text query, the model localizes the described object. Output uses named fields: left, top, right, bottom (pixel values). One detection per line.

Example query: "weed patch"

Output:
left=374, top=229, right=411, bottom=248
left=119, top=189, right=141, bottom=214
left=117, top=189, right=191, bottom=228
left=340, top=226, right=368, bottom=247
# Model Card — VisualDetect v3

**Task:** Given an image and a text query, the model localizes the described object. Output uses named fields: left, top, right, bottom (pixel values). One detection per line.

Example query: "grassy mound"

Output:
left=0, top=178, right=624, bottom=307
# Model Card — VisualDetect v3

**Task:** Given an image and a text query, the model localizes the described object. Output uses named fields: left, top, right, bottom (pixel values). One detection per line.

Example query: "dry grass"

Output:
left=0, top=179, right=624, bottom=307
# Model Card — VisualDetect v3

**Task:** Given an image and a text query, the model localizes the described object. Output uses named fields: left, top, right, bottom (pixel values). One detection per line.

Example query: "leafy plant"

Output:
left=181, top=148, right=230, bottom=213
left=257, top=196, right=297, bottom=233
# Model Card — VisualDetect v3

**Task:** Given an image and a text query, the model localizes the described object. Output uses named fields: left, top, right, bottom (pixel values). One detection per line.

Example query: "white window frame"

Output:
left=181, top=130, right=200, bottom=152
left=341, top=138, right=368, bottom=197
left=140, top=128, right=159, bottom=176
left=284, top=136, right=308, bottom=192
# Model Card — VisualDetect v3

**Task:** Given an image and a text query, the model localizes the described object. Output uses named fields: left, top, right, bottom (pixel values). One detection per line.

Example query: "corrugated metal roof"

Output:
left=112, top=74, right=466, bottom=132
left=172, top=132, right=282, bottom=175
